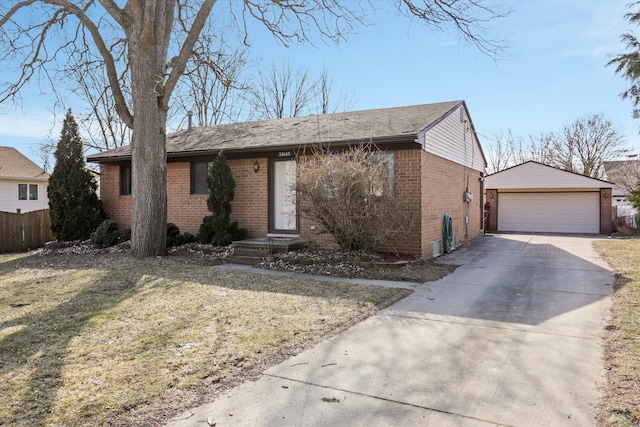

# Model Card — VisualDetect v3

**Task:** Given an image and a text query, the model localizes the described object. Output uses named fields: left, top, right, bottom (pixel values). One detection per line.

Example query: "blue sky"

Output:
left=1, top=0, right=638, bottom=166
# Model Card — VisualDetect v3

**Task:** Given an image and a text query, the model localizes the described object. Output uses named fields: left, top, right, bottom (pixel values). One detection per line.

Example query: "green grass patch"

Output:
left=0, top=252, right=411, bottom=426
left=593, top=238, right=640, bottom=427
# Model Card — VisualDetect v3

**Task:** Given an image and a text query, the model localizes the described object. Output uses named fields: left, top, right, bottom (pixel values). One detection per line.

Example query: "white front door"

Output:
left=271, top=159, right=297, bottom=233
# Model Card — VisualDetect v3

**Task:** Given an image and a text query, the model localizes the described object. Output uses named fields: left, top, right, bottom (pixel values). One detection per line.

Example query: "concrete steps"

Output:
left=228, top=237, right=309, bottom=265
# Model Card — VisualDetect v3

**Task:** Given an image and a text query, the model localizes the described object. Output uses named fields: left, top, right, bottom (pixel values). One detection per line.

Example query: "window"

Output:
left=18, top=184, right=27, bottom=200
left=309, top=151, right=395, bottom=200
left=121, top=166, right=131, bottom=195
left=29, top=184, right=38, bottom=200
left=369, top=152, right=395, bottom=196
left=191, top=162, right=209, bottom=194
left=18, top=184, right=38, bottom=200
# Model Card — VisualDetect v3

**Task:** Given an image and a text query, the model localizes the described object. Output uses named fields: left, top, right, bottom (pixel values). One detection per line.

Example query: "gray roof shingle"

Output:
left=88, top=101, right=463, bottom=162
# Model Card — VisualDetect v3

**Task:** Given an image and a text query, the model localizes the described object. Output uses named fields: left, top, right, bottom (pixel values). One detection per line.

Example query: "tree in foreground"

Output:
left=48, top=110, right=104, bottom=241
left=296, top=144, right=413, bottom=253
left=1, top=1, right=509, bottom=257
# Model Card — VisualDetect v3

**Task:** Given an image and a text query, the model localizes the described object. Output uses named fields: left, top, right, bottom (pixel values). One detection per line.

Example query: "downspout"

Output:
left=462, top=116, right=469, bottom=240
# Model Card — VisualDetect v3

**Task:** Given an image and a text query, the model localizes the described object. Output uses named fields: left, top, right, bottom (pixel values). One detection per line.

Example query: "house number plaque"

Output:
left=278, top=151, right=291, bottom=157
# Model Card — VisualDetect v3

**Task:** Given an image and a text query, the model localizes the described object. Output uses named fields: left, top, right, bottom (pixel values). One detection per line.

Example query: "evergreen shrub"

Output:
left=48, top=110, right=104, bottom=240
left=91, top=219, right=121, bottom=248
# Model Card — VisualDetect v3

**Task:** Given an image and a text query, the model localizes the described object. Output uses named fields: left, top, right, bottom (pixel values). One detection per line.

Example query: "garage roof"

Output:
left=486, top=161, right=613, bottom=189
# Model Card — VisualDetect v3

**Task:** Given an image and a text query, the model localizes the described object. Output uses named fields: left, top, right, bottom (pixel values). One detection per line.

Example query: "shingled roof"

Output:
left=88, top=100, right=464, bottom=163
left=0, top=146, right=49, bottom=180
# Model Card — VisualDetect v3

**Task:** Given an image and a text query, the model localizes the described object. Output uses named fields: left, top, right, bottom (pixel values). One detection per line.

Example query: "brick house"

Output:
left=87, top=100, right=487, bottom=259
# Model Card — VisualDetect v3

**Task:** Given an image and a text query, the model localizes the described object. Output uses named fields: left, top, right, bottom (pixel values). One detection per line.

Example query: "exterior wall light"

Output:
left=253, top=161, right=260, bottom=172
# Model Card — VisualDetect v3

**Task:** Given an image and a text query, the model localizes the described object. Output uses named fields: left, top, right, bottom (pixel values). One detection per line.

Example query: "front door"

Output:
left=269, top=159, right=298, bottom=234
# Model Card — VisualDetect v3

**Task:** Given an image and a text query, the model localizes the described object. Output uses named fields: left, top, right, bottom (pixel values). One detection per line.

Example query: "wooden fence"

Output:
left=0, top=209, right=54, bottom=253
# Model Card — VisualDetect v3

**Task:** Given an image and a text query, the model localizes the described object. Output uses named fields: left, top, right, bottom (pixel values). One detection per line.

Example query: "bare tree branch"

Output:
left=172, top=25, right=252, bottom=127
left=398, top=0, right=511, bottom=58
left=249, top=60, right=319, bottom=119
left=163, top=0, right=217, bottom=109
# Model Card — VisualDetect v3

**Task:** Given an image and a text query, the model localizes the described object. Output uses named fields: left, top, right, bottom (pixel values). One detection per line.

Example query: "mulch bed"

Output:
left=39, top=241, right=456, bottom=283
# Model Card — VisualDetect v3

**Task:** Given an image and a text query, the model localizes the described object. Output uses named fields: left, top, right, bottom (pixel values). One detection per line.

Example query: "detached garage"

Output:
left=484, top=161, right=613, bottom=235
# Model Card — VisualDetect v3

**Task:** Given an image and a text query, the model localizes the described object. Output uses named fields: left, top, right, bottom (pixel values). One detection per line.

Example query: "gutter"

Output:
left=87, top=134, right=420, bottom=164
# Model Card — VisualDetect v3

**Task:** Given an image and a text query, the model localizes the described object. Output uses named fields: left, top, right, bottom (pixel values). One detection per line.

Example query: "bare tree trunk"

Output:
left=127, top=2, right=173, bottom=256
left=130, top=60, right=168, bottom=256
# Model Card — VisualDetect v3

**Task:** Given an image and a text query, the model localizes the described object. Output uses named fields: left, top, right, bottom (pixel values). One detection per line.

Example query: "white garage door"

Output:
left=498, top=192, right=600, bottom=233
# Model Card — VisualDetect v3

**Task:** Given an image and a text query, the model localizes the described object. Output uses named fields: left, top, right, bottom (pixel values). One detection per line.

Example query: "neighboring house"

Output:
left=0, top=146, right=50, bottom=213
left=603, top=159, right=640, bottom=218
left=88, top=100, right=487, bottom=259
left=484, top=161, right=613, bottom=234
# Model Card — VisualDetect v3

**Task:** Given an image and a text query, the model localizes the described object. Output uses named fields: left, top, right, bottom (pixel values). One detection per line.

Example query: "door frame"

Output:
left=268, top=157, right=299, bottom=235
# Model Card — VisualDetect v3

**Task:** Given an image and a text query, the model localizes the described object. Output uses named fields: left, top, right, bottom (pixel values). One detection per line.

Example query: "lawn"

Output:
left=594, top=238, right=640, bottom=427
left=0, top=251, right=412, bottom=426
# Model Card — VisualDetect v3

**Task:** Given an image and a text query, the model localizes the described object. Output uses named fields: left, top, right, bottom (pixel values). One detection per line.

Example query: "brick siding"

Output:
left=484, top=189, right=498, bottom=232
left=98, top=148, right=483, bottom=258
left=600, top=188, right=612, bottom=235
left=99, top=164, right=132, bottom=230
left=420, top=151, right=483, bottom=259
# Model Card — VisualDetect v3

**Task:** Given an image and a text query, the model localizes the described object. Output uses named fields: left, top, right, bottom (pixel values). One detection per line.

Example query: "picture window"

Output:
left=18, top=184, right=38, bottom=200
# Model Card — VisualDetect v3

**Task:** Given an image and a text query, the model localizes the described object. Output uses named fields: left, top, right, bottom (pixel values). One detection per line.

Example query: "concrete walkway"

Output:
left=166, top=234, right=613, bottom=427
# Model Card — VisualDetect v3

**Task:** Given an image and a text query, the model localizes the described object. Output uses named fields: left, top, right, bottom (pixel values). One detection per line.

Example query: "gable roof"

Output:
left=485, top=161, right=613, bottom=189
left=88, top=100, right=465, bottom=163
left=0, top=146, right=49, bottom=180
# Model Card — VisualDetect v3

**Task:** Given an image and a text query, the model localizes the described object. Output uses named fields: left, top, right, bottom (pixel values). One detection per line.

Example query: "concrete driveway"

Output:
left=166, top=233, right=613, bottom=427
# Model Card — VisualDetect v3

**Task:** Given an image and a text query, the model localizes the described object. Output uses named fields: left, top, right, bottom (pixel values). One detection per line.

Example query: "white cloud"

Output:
left=0, top=109, right=59, bottom=140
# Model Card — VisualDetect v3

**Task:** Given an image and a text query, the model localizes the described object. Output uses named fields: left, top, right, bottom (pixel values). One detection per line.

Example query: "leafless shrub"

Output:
left=616, top=215, right=640, bottom=236
left=295, top=143, right=414, bottom=253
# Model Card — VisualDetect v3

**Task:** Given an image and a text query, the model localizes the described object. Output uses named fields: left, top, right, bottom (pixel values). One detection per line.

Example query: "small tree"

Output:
left=296, top=144, right=413, bottom=253
left=48, top=109, right=104, bottom=241
left=199, top=151, right=246, bottom=246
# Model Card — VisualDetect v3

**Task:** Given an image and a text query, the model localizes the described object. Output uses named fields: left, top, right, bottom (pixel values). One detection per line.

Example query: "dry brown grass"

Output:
left=594, top=238, right=640, bottom=427
left=0, top=251, right=412, bottom=426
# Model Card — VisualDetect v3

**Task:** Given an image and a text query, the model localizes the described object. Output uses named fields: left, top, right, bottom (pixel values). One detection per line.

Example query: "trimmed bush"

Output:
left=199, top=217, right=248, bottom=246
left=120, top=229, right=131, bottom=242
left=198, top=152, right=247, bottom=246
left=167, top=223, right=197, bottom=247
left=91, top=219, right=121, bottom=248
